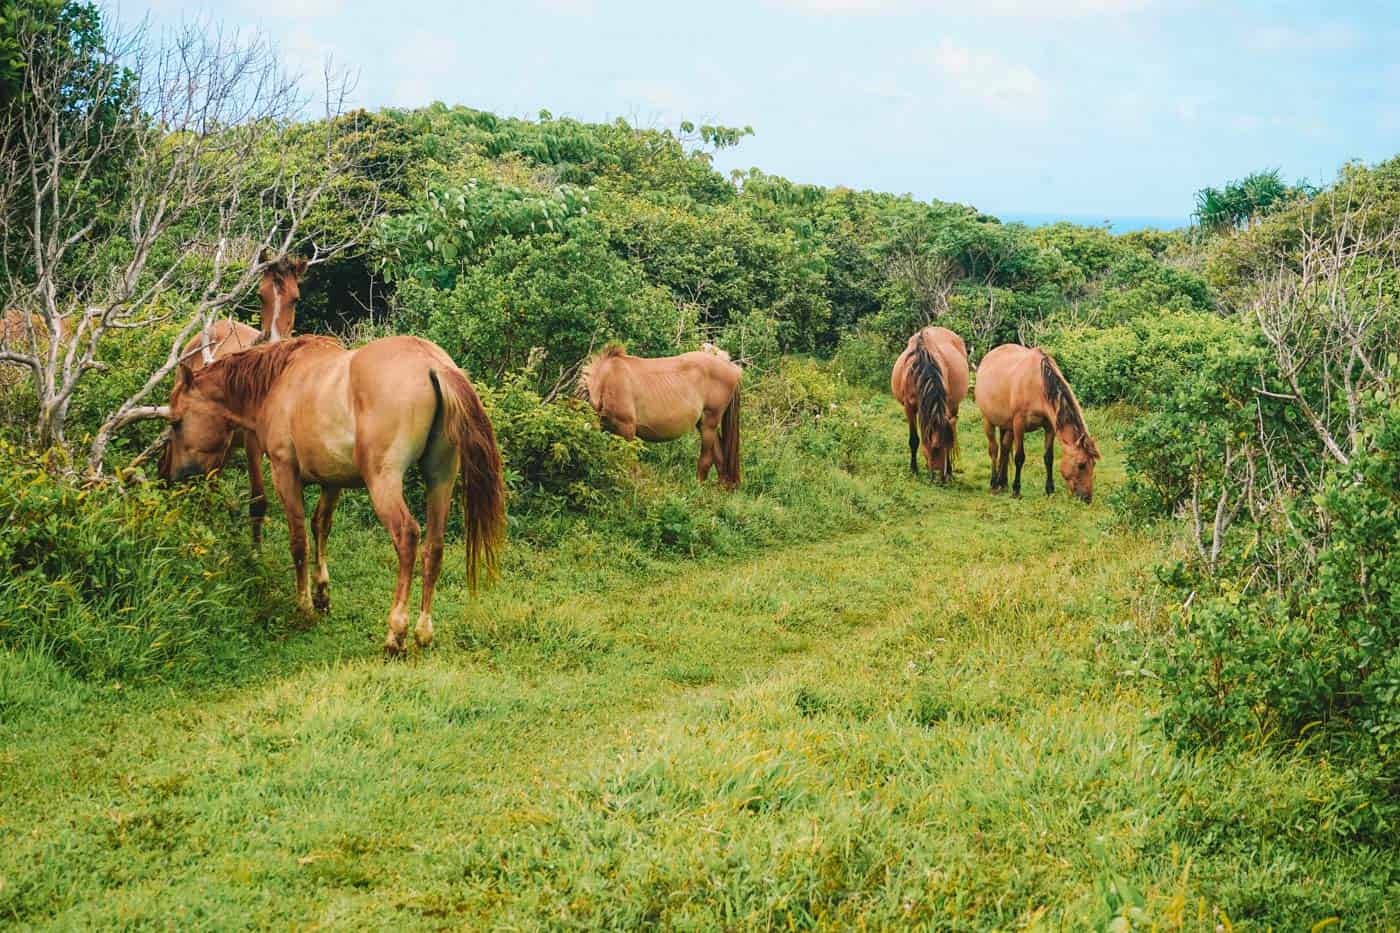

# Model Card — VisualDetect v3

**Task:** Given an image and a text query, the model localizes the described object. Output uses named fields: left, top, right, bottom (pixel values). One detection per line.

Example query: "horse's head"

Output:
left=1059, top=433, right=1101, bottom=504
left=160, top=364, right=237, bottom=482
left=258, top=248, right=308, bottom=341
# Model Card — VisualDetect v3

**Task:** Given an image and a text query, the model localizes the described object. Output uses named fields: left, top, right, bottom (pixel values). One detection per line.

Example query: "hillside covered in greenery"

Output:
left=1, top=4, right=1397, bottom=928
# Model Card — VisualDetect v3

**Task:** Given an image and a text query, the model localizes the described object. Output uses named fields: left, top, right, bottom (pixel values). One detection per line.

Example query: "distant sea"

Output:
left=994, top=211, right=1189, bottom=233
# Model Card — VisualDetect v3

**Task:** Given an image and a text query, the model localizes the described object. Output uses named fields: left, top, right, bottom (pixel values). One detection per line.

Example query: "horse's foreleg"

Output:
left=984, top=419, right=1000, bottom=490
left=310, top=486, right=342, bottom=614
left=366, top=473, right=419, bottom=657
left=907, top=404, right=920, bottom=475
left=245, top=433, right=267, bottom=548
left=997, top=427, right=1013, bottom=492
left=268, top=461, right=311, bottom=614
left=697, top=416, right=720, bottom=484
left=416, top=459, right=455, bottom=649
left=1010, top=417, right=1026, bottom=498
left=1044, top=427, right=1055, bottom=496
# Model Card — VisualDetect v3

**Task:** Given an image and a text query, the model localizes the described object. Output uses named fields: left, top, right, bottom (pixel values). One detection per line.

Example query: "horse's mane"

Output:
left=1039, top=350, right=1099, bottom=459
left=577, top=343, right=627, bottom=404
left=912, top=333, right=954, bottom=453
left=200, top=335, right=341, bottom=412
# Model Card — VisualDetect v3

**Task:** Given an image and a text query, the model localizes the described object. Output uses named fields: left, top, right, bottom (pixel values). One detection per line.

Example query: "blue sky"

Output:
left=129, top=0, right=1399, bottom=219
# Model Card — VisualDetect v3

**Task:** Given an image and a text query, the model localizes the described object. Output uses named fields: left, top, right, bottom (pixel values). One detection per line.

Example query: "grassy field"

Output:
left=1, top=393, right=1394, bottom=930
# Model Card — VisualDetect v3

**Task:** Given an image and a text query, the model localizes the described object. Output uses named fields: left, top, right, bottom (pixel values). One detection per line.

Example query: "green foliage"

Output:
left=477, top=370, right=637, bottom=513
left=1111, top=315, right=1274, bottom=517
left=0, top=442, right=284, bottom=682
left=1043, top=311, right=1253, bottom=408
left=1155, top=402, right=1400, bottom=825
left=1194, top=168, right=1309, bottom=233
left=395, top=224, right=684, bottom=389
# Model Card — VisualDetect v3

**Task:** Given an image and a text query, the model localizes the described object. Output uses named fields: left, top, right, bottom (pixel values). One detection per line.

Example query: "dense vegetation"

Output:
left=1, top=2, right=1396, bottom=927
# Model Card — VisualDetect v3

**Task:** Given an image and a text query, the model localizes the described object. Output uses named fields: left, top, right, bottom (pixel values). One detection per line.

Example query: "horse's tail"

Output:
left=912, top=337, right=954, bottom=455
left=431, top=367, right=506, bottom=591
left=719, top=383, right=741, bottom=489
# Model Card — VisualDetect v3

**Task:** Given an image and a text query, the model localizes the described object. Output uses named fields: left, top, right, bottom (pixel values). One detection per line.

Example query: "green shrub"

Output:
left=832, top=325, right=895, bottom=392
left=478, top=371, right=637, bottom=512
left=749, top=357, right=842, bottom=428
left=1154, top=402, right=1400, bottom=831
left=0, top=443, right=285, bottom=682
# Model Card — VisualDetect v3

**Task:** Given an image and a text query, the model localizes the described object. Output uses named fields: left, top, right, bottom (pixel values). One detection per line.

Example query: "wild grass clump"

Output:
left=0, top=442, right=287, bottom=683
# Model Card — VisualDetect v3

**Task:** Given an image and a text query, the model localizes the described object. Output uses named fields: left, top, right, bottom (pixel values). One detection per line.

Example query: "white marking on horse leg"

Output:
left=414, top=612, right=433, bottom=648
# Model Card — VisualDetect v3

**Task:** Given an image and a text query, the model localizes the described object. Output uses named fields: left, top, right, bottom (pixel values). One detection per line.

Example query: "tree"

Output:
left=0, top=11, right=384, bottom=473
left=1194, top=169, right=1306, bottom=233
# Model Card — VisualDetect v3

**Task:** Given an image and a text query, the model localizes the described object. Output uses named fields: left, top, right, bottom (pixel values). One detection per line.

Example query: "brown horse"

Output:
left=580, top=345, right=742, bottom=488
left=167, top=252, right=309, bottom=544
left=974, top=343, right=1100, bottom=502
left=891, top=326, right=970, bottom=483
left=161, top=335, right=506, bottom=656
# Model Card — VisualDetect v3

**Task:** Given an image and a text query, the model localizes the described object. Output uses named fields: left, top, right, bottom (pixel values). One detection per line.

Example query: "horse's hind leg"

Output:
left=1043, top=427, right=1055, bottom=496
left=416, top=445, right=456, bottom=649
left=997, top=427, right=1014, bottom=492
left=907, top=404, right=920, bottom=475
left=1010, top=416, right=1027, bottom=499
left=310, top=486, right=342, bottom=614
left=984, top=419, right=1000, bottom=490
left=364, top=471, right=420, bottom=657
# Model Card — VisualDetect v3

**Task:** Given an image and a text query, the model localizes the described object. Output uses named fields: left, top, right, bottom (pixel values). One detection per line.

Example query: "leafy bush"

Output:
left=749, top=357, right=842, bottom=428
left=832, top=324, right=894, bottom=391
left=0, top=442, right=284, bottom=682
left=395, top=225, right=685, bottom=390
left=1154, top=401, right=1400, bottom=826
left=478, top=371, right=637, bottom=512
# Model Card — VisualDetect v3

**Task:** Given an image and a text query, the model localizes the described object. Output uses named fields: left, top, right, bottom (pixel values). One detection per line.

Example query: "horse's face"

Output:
left=1059, top=442, right=1097, bottom=503
left=258, top=251, right=307, bottom=338
left=161, top=366, right=235, bottom=482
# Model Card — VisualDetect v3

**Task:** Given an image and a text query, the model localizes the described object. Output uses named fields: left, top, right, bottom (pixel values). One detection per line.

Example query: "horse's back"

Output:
left=975, top=344, right=1042, bottom=427
left=600, top=350, right=738, bottom=441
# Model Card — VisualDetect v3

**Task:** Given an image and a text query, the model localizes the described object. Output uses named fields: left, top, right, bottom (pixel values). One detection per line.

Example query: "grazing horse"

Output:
left=161, top=335, right=506, bottom=656
left=167, top=253, right=309, bottom=545
left=975, top=343, right=1100, bottom=502
left=580, top=345, right=742, bottom=488
left=890, top=326, right=970, bottom=483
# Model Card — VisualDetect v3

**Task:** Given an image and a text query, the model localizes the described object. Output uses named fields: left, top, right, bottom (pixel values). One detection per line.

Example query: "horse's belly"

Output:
left=636, top=410, right=701, bottom=442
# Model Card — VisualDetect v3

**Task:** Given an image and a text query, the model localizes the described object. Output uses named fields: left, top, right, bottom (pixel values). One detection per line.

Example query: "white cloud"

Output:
left=925, top=39, right=1049, bottom=123
left=774, top=0, right=1154, bottom=15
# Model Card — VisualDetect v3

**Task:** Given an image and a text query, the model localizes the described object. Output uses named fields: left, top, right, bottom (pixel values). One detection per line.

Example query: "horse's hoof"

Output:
left=313, top=590, right=330, bottom=614
left=1011, top=490, right=1022, bottom=499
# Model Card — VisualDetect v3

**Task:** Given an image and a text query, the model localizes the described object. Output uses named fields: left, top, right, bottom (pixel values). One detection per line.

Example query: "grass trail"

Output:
left=2, top=407, right=1394, bottom=929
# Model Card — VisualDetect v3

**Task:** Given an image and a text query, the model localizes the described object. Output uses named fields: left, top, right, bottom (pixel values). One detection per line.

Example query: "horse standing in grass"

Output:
left=169, top=252, right=309, bottom=545
left=160, top=335, right=506, bottom=656
left=580, top=345, right=742, bottom=488
left=891, top=326, right=969, bottom=483
left=974, top=343, right=1100, bottom=502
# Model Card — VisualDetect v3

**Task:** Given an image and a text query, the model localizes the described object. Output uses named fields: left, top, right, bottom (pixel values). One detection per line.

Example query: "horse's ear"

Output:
left=177, top=362, right=195, bottom=391
left=258, top=247, right=273, bottom=265
left=291, top=256, right=308, bottom=278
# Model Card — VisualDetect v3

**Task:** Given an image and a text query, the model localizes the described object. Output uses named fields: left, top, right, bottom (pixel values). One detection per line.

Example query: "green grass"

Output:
left=1, top=395, right=1395, bottom=930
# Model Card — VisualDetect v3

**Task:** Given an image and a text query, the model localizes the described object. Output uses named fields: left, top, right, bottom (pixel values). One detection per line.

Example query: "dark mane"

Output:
left=1039, top=350, right=1099, bottom=458
left=912, top=334, right=954, bottom=453
left=201, top=335, right=340, bottom=411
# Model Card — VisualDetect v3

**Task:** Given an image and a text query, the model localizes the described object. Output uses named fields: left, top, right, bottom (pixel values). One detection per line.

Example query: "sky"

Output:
left=125, top=0, right=1400, bottom=221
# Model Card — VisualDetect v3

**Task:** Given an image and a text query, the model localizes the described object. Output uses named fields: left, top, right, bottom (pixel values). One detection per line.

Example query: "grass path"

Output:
left=2, top=412, right=1394, bottom=929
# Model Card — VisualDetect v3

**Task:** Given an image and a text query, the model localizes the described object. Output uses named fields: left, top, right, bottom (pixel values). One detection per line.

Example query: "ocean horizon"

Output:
left=993, top=210, right=1190, bottom=233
